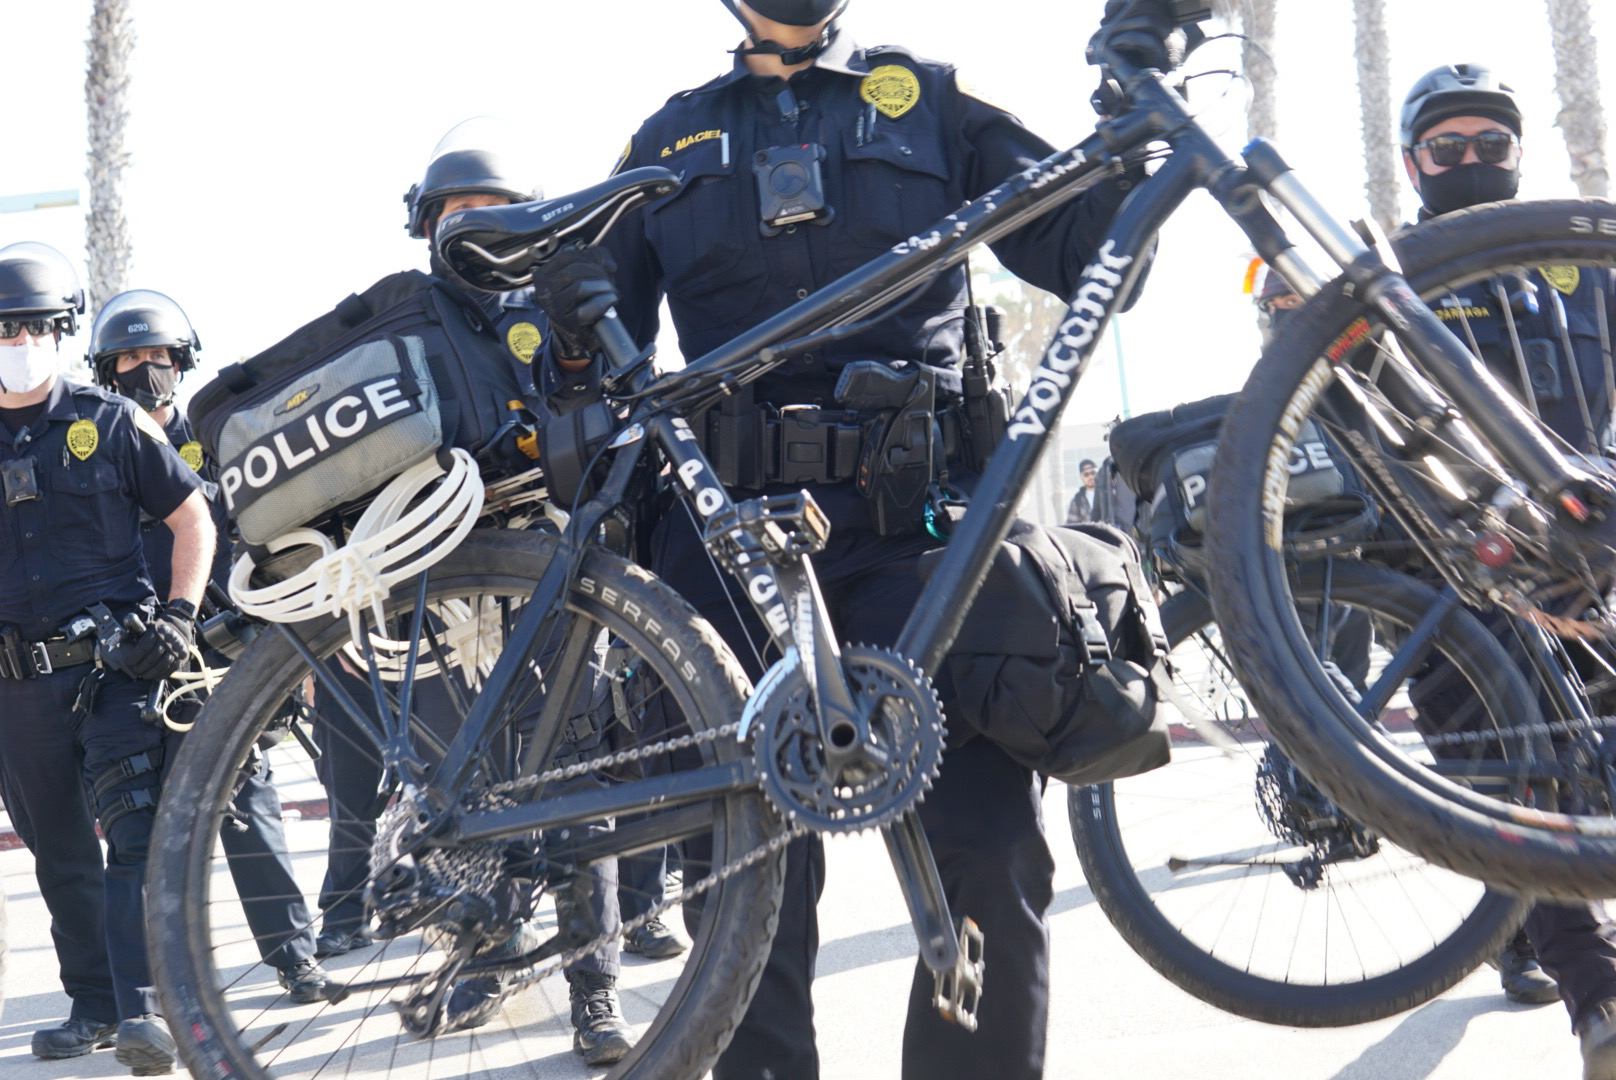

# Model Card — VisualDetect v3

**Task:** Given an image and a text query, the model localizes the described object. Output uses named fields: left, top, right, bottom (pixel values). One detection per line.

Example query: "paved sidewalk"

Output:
left=0, top=783, right=1588, bottom=1079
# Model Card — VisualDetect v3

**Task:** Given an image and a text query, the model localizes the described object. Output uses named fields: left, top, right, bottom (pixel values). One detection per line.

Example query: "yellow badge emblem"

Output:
left=133, top=408, right=170, bottom=444
left=66, top=418, right=99, bottom=461
left=860, top=65, right=921, bottom=120
left=612, top=138, right=634, bottom=176
left=506, top=322, right=543, bottom=364
left=179, top=440, right=205, bottom=471
left=1542, top=265, right=1581, bottom=295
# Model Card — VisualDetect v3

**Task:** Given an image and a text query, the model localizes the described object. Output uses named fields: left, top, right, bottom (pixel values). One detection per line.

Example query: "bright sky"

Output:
left=3, top=0, right=1615, bottom=428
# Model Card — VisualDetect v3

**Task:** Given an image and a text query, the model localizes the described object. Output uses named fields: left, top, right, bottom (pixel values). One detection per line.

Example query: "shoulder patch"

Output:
left=612, top=137, right=634, bottom=176
left=133, top=407, right=170, bottom=444
left=861, top=64, right=921, bottom=119
left=1541, top=265, right=1581, bottom=295
left=179, top=440, right=205, bottom=471
left=66, top=418, right=99, bottom=460
left=506, top=321, right=543, bottom=364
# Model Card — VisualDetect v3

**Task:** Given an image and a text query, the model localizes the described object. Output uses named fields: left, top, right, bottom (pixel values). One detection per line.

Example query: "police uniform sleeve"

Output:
left=121, top=404, right=206, bottom=522
left=601, top=128, right=669, bottom=353
left=944, top=71, right=1138, bottom=302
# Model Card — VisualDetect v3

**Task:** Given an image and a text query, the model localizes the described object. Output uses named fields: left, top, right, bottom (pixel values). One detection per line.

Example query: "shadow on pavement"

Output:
left=1333, top=995, right=1529, bottom=1080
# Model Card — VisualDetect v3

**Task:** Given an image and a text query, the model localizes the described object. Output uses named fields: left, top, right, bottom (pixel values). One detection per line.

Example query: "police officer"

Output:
left=0, top=242, right=214, bottom=1076
left=524, top=3, right=1168, bottom=1077
left=1394, top=65, right=1616, bottom=1079
left=310, top=120, right=629, bottom=1063
left=88, top=288, right=335, bottom=1005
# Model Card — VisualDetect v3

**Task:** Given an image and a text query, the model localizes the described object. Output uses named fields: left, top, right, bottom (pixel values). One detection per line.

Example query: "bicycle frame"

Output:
left=292, top=46, right=1614, bottom=988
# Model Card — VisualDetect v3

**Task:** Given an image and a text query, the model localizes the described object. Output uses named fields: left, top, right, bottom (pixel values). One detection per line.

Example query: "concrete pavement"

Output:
left=0, top=779, right=1589, bottom=1079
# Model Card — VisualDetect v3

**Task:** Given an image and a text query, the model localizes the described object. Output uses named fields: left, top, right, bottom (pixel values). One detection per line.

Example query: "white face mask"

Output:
left=0, top=341, right=59, bottom=394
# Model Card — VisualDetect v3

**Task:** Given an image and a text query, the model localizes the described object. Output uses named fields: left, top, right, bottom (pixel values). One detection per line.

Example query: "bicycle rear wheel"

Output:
left=1070, top=565, right=1529, bottom=1026
left=1207, top=199, right=1616, bottom=899
left=150, top=528, right=784, bottom=1080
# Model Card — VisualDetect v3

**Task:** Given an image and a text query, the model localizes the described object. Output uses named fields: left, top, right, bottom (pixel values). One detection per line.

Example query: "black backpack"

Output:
left=188, top=271, right=533, bottom=545
left=929, top=520, right=1172, bottom=787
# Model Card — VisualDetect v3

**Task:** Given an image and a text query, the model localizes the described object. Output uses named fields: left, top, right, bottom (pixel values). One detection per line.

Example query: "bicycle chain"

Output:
left=412, top=718, right=808, bottom=1025
left=1403, top=712, right=1616, bottom=749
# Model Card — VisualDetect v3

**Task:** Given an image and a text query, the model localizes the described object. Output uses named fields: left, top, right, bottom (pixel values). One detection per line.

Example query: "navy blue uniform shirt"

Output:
left=602, top=31, right=1134, bottom=405
left=141, top=409, right=232, bottom=597
left=1431, top=265, right=1616, bottom=452
left=0, top=377, right=203, bottom=637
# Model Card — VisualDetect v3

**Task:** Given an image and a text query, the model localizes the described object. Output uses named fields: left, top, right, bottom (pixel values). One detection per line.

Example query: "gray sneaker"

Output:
left=114, top=1015, right=176, bottom=1077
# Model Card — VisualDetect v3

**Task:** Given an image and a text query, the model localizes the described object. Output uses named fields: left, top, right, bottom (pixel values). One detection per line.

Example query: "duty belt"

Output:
left=0, top=634, right=97, bottom=679
left=697, top=404, right=964, bottom=490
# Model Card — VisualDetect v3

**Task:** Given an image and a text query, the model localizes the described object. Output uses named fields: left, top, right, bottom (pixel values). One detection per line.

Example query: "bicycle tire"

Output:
left=149, top=528, right=784, bottom=1080
left=1070, top=565, right=1529, bottom=1026
left=1207, top=197, right=1616, bottom=900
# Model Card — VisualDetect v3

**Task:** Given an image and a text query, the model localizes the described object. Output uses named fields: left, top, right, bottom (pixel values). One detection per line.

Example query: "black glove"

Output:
left=1088, top=0, right=1185, bottom=73
left=122, top=602, right=196, bottom=682
left=530, top=245, right=620, bottom=360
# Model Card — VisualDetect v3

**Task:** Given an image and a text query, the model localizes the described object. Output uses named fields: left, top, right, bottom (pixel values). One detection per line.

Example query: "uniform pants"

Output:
left=653, top=485, right=1053, bottom=1080
left=619, top=843, right=668, bottom=921
left=314, top=667, right=620, bottom=977
left=1411, top=617, right=1616, bottom=1028
left=0, top=666, right=163, bottom=1020
left=221, top=761, right=319, bottom=970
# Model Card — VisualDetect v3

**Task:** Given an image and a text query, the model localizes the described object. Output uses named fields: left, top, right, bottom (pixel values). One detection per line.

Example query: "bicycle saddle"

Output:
left=436, top=166, right=680, bottom=291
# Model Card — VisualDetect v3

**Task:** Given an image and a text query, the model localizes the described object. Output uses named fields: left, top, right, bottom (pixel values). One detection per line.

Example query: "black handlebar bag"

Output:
left=927, top=520, right=1172, bottom=787
left=188, top=271, right=530, bottom=546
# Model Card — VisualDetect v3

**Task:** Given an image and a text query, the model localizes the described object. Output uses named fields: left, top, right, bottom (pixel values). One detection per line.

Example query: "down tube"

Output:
left=897, top=154, right=1202, bottom=674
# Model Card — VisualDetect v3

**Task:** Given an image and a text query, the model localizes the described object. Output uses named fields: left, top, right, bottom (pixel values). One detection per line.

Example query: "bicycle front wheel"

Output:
left=1070, top=565, right=1529, bottom=1026
left=150, top=528, right=784, bottom=1080
left=1207, top=198, right=1616, bottom=899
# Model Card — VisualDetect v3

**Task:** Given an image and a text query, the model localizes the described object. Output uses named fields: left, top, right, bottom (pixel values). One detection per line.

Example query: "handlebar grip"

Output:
left=594, top=309, right=641, bottom=372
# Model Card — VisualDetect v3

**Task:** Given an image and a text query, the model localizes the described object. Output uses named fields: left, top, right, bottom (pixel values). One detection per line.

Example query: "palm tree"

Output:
left=86, top=0, right=134, bottom=314
left=1352, top=0, right=1399, bottom=234
left=1235, top=0, right=1277, bottom=143
left=1545, top=0, right=1609, bottom=197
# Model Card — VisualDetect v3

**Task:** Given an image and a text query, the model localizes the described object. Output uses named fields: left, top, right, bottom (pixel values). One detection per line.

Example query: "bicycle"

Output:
left=148, top=2, right=1610, bottom=1077
left=1204, top=196, right=1616, bottom=902
left=1069, top=558, right=1533, bottom=1026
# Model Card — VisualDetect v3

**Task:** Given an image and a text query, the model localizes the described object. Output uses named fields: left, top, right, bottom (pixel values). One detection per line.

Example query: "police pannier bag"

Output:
left=1108, top=394, right=1374, bottom=580
left=189, top=271, right=528, bottom=546
left=927, top=520, right=1172, bottom=787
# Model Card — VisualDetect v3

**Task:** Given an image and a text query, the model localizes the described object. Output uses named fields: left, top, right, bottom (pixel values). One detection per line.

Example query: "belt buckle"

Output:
left=30, top=641, right=52, bottom=676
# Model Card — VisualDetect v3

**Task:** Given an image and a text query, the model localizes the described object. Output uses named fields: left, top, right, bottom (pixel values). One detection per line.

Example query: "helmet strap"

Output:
left=732, top=23, right=836, bottom=66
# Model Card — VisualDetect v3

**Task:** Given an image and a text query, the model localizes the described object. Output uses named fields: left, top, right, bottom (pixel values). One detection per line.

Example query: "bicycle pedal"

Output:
left=932, top=916, right=985, bottom=1032
left=703, top=492, right=830, bottom=569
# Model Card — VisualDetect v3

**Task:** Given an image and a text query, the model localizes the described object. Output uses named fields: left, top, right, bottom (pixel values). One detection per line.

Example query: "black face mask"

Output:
left=1418, top=162, right=1520, bottom=217
left=115, top=360, right=180, bottom=411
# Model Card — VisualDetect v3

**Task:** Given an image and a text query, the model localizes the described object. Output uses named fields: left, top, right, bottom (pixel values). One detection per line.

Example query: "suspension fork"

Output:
left=1244, top=141, right=1603, bottom=515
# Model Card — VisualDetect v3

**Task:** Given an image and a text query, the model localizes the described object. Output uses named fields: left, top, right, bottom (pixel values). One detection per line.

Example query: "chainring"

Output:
left=752, top=645, right=945, bottom=833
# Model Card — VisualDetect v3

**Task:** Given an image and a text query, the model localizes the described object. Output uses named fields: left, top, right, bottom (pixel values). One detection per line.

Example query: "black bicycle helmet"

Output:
left=721, top=0, right=847, bottom=26
left=1400, top=64, right=1522, bottom=148
left=87, top=289, right=201, bottom=389
left=0, top=242, right=85, bottom=335
left=404, top=117, right=540, bottom=239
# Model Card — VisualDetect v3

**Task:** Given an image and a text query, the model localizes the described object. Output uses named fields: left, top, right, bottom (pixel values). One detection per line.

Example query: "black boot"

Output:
left=31, top=1016, right=118, bottom=1059
left=114, top=1015, right=177, bottom=1076
left=566, top=969, right=633, bottom=1065
left=1491, top=929, right=1560, bottom=1005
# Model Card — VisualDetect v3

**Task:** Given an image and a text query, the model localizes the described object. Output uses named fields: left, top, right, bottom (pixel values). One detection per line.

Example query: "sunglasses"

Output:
left=0, top=318, right=55, bottom=340
left=1412, top=131, right=1519, bottom=168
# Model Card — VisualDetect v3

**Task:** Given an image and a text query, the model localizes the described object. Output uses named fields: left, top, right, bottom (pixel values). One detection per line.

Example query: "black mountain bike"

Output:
left=1070, top=561, right=1532, bottom=1026
left=148, top=3, right=1616, bottom=1078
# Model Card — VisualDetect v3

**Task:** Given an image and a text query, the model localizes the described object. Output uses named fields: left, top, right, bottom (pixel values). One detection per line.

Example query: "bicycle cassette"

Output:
left=749, top=645, right=945, bottom=833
